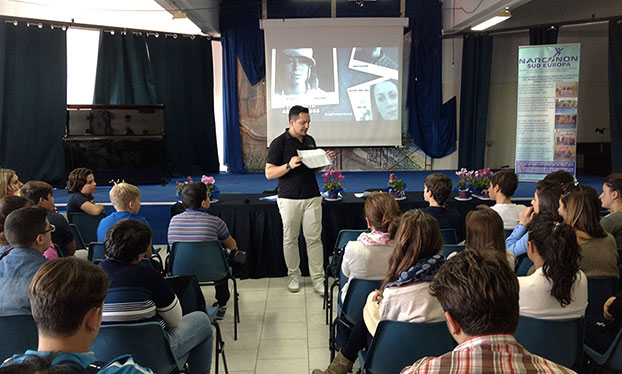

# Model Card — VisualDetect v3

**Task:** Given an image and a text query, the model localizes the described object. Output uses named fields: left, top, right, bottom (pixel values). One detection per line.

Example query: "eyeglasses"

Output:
left=40, top=224, right=55, bottom=235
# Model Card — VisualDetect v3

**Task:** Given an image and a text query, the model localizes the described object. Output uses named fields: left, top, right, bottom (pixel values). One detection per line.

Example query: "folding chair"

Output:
left=584, top=326, right=622, bottom=371
left=87, top=242, right=106, bottom=263
left=358, top=320, right=456, bottom=374
left=515, top=254, right=534, bottom=276
left=170, top=241, right=240, bottom=340
left=441, top=244, right=466, bottom=259
left=330, top=278, right=381, bottom=360
left=69, top=223, right=87, bottom=250
left=68, top=212, right=106, bottom=245
left=0, top=314, right=38, bottom=361
left=514, top=316, right=584, bottom=368
left=440, top=228, right=458, bottom=245
left=504, top=228, right=514, bottom=238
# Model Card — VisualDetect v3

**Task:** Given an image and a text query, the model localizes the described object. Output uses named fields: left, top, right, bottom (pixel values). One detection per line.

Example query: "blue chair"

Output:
left=68, top=212, right=106, bottom=245
left=91, top=321, right=181, bottom=373
left=515, top=254, right=534, bottom=276
left=587, top=277, right=618, bottom=323
left=0, top=314, right=38, bottom=361
left=441, top=244, right=466, bottom=259
left=584, top=326, right=622, bottom=371
left=514, top=316, right=584, bottom=368
left=325, top=229, right=366, bottom=325
left=69, top=223, right=87, bottom=250
left=87, top=242, right=105, bottom=263
left=358, top=320, right=456, bottom=374
left=330, top=278, right=381, bottom=360
left=504, top=229, right=514, bottom=238
left=440, top=228, right=458, bottom=245
left=170, top=241, right=240, bottom=340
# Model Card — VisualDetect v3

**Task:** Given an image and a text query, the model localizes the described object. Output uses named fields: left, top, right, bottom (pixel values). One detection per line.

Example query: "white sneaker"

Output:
left=313, top=282, right=325, bottom=296
left=287, top=275, right=300, bottom=293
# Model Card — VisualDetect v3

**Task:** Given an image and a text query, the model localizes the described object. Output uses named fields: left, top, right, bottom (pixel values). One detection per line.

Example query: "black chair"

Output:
left=0, top=314, right=38, bottom=361
left=169, top=241, right=240, bottom=340
left=68, top=212, right=106, bottom=246
left=440, top=228, right=458, bottom=244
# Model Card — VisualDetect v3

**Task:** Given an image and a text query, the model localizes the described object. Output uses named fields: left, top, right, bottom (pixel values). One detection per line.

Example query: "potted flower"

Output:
left=471, top=168, right=493, bottom=198
left=175, top=175, right=220, bottom=201
left=455, top=168, right=474, bottom=199
left=387, top=174, right=406, bottom=200
left=321, top=170, right=345, bottom=200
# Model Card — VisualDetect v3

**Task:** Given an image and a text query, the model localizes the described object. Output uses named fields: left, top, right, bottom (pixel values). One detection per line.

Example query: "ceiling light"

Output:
left=471, top=9, right=511, bottom=31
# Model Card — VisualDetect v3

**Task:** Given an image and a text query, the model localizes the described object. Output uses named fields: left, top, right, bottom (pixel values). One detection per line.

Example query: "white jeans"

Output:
left=277, top=196, right=324, bottom=284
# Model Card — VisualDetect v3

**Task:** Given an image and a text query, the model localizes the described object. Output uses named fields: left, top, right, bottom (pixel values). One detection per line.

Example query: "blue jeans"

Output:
left=164, top=311, right=213, bottom=374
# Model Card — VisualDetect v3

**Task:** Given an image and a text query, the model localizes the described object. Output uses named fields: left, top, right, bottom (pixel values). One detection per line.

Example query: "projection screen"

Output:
left=261, top=18, right=408, bottom=147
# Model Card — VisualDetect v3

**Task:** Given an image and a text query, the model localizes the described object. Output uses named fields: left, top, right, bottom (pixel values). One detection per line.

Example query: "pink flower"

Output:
left=201, top=175, right=215, bottom=185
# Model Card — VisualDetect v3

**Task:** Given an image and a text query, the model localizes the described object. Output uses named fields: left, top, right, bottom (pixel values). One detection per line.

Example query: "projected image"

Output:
left=271, top=48, right=339, bottom=108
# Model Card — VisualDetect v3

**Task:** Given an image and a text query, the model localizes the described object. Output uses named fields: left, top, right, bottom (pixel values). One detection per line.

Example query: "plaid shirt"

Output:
left=401, top=334, right=575, bottom=374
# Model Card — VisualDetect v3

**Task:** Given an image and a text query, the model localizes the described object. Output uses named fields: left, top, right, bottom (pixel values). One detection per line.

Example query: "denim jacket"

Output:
left=0, top=247, right=47, bottom=315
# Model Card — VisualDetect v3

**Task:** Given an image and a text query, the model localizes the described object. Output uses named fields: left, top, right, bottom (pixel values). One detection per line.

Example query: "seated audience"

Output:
left=313, top=210, right=445, bottom=374
left=506, top=179, right=562, bottom=257
left=340, top=191, right=401, bottom=303
left=519, top=213, right=587, bottom=319
left=168, top=181, right=243, bottom=319
left=0, top=169, right=23, bottom=199
left=101, top=219, right=213, bottom=374
left=421, top=173, right=462, bottom=240
left=0, top=196, right=33, bottom=257
left=559, top=184, right=618, bottom=278
left=402, top=250, right=575, bottom=374
left=66, top=168, right=104, bottom=216
left=488, top=169, right=525, bottom=229
left=0, top=207, right=51, bottom=315
left=20, top=181, right=76, bottom=257
left=97, top=182, right=150, bottom=243
left=0, top=258, right=153, bottom=373
left=457, top=205, right=514, bottom=267
left=599, top=173, right=622, bottom=248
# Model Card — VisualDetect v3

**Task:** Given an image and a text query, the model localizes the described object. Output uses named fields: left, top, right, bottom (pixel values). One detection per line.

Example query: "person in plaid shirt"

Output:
left=401, top=250, right=575, bottom=374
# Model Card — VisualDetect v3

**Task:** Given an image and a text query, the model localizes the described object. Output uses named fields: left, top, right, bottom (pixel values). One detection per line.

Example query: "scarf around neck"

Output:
left=385, top=254, right=445, bottom=288
left=357, top=230, right=393, bottom=246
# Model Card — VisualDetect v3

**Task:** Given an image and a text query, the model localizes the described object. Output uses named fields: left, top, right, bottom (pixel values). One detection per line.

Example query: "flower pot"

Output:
left=391, top=189, right=406, bottom=199
left=327, top=190, right=339, bottom=199
left=480, top=190, right=490, bottom=199
left=458, top=189, right=471, bottom=199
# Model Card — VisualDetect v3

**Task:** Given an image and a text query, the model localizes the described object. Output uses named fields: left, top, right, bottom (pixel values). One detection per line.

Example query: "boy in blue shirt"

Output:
left=97, top=183, right=149, bottom=243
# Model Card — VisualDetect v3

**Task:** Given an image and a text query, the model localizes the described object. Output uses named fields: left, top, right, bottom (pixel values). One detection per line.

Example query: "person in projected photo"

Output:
left=371, top=80, right=398, bottom=121
left=276, top=48, right=326, bottom=96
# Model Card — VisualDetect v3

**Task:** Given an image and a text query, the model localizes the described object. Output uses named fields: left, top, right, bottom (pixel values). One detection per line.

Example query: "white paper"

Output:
left=259, top=195, right=278, bottom=202
left=297, top=149, right=331, bottom=169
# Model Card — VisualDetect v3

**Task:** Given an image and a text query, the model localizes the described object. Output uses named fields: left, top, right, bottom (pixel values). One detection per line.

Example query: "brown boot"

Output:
left=311, top=351, right=354, bottom=374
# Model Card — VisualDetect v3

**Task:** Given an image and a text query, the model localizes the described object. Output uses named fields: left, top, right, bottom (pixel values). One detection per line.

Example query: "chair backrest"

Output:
left=363, top=320, right=456, bottom=374
left=440, top=228, right=458, bottom=245
left=514, top=316, right=584, bottom=368
left=587, top=277, right=618, bottom=323
left=164, top=275, right=206, bottom=315
left=0, top=314, right=38, bottom=361
left=170, top=241, right=229, bottom=283
left=68, top=212, right=106, bottom=245
left=90, top=321, right=181, bottom=373
left=335, top=230, right=366, bottom=251
left=87, top=242, right=105, bottom=263
left=515, top=254, right=534, bottom=276
left=504, top=229, right=514, bottom=238
left=441, top=244, right=466, bottom=259
left=53, top=243, right=66, bottom=258
left=341, top=278, right=382, bottom=325
left=69, top=223, right=87, bottom=250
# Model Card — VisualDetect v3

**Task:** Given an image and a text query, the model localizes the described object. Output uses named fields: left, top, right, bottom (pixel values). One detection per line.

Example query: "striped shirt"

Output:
left=167, top=209, right=230, bottom=245
left=401, top=334, right=575, bottom=374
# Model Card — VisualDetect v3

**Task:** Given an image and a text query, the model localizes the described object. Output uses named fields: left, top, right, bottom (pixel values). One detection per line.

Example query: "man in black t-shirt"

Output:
left=265, top=105, right=335, bottom=295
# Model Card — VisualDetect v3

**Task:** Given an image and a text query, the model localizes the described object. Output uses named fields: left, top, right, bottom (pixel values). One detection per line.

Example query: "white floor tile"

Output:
left=255, top=359, right=309, bottom=374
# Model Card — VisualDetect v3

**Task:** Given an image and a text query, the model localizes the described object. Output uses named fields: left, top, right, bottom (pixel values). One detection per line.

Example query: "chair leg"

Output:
left=329, top=317, right=336, bottom=361
left=212, top=321, right=229, bottom=374
left=232, top=278, right=239, bottom=341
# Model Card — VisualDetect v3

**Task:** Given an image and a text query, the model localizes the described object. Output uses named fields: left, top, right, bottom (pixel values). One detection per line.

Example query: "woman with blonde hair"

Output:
left=340, top=192, right=401, bottom=302
left=0, top=169, right=22, bottom=199
left=313, top=211, right=445, bottom=374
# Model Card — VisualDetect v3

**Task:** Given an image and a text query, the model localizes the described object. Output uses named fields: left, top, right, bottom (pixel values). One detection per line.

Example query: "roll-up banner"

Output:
left=515, top=43, right=581, bottom=181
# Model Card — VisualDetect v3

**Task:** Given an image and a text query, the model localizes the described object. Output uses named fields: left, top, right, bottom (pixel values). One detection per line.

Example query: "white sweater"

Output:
left=379, top=282, right=445, bottom=323
left=491, top=203, right=526, bottom=230
left=341, top=240, right=393, bottom=303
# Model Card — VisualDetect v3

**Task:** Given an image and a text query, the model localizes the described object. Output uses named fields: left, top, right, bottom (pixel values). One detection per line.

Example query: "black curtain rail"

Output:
left=1, top=15, right=216, bottom=40
left=442, top=14, right=622, bottom=38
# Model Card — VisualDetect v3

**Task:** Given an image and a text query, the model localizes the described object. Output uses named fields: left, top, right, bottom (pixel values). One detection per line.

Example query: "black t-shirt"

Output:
left=266, top=129, right=320, bottom=199
left=422, top=206, right=463, bottom=240
left=47, top=211, right=73, bottom=246
left=66, top=193, right=94, bottom=214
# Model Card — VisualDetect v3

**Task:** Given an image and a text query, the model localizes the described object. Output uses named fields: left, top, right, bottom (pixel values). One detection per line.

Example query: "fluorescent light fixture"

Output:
left=471, top=9, right=511, bottom=31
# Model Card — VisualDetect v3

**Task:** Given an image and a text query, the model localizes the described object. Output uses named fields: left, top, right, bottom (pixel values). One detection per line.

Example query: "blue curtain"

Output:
left=147, top=36, right=220, bottom=176
left=93, top=32, right=157, bottom=104
left=0, top=20, right=67, bottom=184
left=529, top=26, right=558, bottom=45
left=220, top=1, right=265, bottom=173
left=458, top=33, right=493, bottom=170
left=267, top=0, right=331, bottom=18
left=406, top=0, right=456, bottom=158
left=609, top=20, right=622, bottom=172
left=336, top=0, right=399, bottom=17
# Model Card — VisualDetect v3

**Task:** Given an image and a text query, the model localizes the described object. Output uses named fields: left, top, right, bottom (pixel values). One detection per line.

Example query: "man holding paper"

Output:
left=265, top=105, right=336, bottom=295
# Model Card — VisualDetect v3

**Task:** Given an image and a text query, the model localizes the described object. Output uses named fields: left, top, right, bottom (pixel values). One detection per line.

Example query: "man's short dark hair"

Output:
left=0, top=352, right=89, bottom=373
left=181, top=182, right=207, bottom=210
left=489, top=170, right=518, bottom=197
left=29, top=258, right=108, bottom=337
left=20, top=181, right=53, bottom=205
left=430, top=250, right=519, bottom=336
left=424, top=173, right=452, bottom=205
left=104, top=219, right=152, bottom=263
left=4, top=207, right=48, bottom=248
left=288, top=105, right=309, bottom=121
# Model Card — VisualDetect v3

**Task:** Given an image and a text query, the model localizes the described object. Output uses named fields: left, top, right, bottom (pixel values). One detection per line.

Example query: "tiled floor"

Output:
left=205, top=276, right=333, bottom=374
